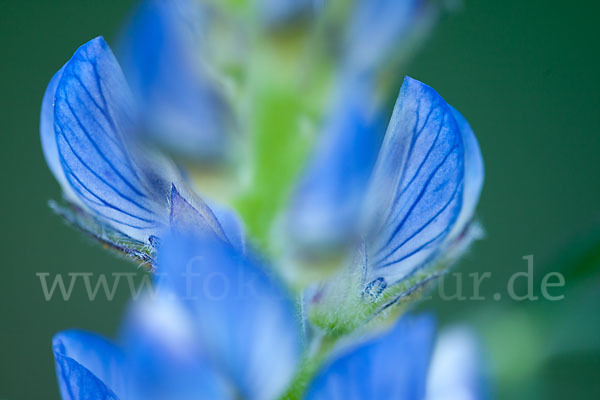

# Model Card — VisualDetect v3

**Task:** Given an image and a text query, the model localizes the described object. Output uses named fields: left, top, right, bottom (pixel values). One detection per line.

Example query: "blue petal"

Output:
left=363, top=77, right=466, bottom=287
left=119, top=0, right=232, bottom=160
left=305, top=315, right=435, bottom=400
left=169, top=184, right=230, bottom=244
left=344, top=0, right=426, bottom=75
left=448, top=106, right=484, bottom=241
left=121, top=296, right=232, bottom=400
left=53, top=330, right=125, bottom=400
left=286, top=81, right=386, bottom=252
left=41, top=66, right=76, bottom=200
left=54, top=356, right=118, bottom=400
left=53, top=37, right=172, bottom=243
left=157, top=233, right=302, bottom=400
left=205, top=199, right=247, bottom=253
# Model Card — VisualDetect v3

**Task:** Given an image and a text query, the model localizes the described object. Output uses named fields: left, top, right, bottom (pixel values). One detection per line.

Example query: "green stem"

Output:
left=279, top=334, right=338, bottom=400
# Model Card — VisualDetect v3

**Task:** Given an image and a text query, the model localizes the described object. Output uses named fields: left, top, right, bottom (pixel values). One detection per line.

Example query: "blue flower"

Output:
left=305, top=315, right=436, bottom=399
left=299, top=77, right=483, bottom=330
left=360, top=77, right=484, bottom=286
left=118, top=0, right=235, bottom=161
left=285, top=79, right=387, bottom=253
left=41, top=37, right=241, bottom=263
left=51, top=232, right=488, bottom=400
left=52, top=232, right=301, bottom=400
left=285, top=0, right=441, bottom=254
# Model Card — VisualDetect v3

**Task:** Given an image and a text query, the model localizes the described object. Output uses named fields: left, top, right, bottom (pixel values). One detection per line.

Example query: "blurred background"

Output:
left=1, top=0, right=599, bottom=398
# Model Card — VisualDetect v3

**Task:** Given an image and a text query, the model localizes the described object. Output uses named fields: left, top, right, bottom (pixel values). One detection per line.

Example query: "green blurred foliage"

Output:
left=1, top=0, right=599, bottom=399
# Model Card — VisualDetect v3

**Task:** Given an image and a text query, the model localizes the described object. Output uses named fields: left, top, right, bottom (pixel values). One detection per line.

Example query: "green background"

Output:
left=1, top=0, right=599, bottom=398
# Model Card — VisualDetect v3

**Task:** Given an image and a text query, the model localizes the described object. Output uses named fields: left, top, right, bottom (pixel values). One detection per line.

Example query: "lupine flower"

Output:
left=285, top=0, right=439, bottom=253
left=51, top=232, right=487, bottom=400
left=305, top=77, right=484, bottom=333
left=284, top=79, right=387, bottom=254
left=52, top=232, right=301, bottom=400
left=40, top=37, right=242, bottom=264
left=304, top=315, right=436, bottom=399
left=41, top=2, right=491, bottom=399
left=41, top=35, right=483, bottom=330
left=118, top=0, right=236, bottom=161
